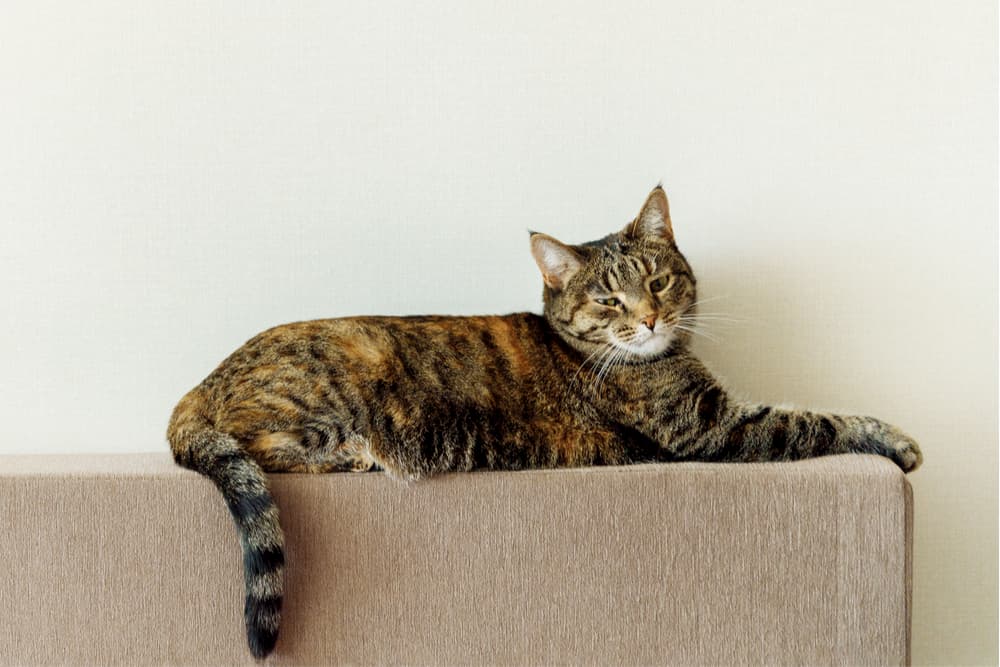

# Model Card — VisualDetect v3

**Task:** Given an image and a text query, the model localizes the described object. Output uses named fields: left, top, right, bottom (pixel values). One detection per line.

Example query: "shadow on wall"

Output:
left=687, top=257, right=909, bottom=417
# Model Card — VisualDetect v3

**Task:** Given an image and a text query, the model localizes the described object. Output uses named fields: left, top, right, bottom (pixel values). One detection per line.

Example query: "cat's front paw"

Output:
left=884, top=426, right=923, bottom=473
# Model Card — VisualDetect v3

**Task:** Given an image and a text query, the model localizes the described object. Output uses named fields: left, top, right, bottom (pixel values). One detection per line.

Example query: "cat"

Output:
left=167, top=185, right=922, bottom=659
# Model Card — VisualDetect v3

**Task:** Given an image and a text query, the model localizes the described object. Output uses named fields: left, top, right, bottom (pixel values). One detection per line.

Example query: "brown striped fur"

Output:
left=167, top=185, right=922, bottom=659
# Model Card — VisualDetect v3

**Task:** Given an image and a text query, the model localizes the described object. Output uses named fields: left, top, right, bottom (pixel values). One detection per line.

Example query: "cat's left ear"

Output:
left=624, top=185, right=674, bottom=243
left=530, top=233, right=583, bottom=290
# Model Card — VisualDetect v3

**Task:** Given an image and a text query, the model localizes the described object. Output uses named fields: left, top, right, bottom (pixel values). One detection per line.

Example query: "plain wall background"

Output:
left=1, top=2, right=996, bottom=664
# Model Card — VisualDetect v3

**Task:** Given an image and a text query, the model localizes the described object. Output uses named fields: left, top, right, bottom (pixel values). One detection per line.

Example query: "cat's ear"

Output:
left=624, top=184, right=674, bottom=243
left=530, top=232, right=583, bottom=290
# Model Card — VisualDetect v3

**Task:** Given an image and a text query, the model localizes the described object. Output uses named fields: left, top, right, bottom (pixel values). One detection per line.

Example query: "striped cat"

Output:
left=167, top=185, right=922, bottom=658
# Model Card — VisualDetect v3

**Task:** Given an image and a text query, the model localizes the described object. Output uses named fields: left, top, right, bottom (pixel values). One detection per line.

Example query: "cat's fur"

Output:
left=167, top=186, right=922, bottom=659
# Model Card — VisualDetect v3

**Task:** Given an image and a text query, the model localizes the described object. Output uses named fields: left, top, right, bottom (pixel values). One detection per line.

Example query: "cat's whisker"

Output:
left=599, top=354, right=619, bottom=393
left=675, top=317, right=742, bottom=332
left=678, top=313, right=744, bottom=322
left=573, top=344, right=610, bottom=377
left=684, top=295, right=730, bottom=310
left=585, top=344, right=621, bottom=391
left=676, top=330, right=721, bottom=344
left=595, top=344, right=628, bottom=388
left=678, top=324, right=738, bottom=333
left=594, top=347, right=616, bottom=384
left=594, top=347, right=625, bottom=393
left=675, top=311, right=746, bottom=333
left=673, top=324, right=722, bottom=343
left=570, top=345, right=613, bottom=391
left=680, top=300, right=738, bottom=321
left=586, top=345, right=619, bottom=380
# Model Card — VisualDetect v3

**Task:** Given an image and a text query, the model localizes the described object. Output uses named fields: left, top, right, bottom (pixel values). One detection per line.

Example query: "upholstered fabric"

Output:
left=0, top=453, right=911, bottom=665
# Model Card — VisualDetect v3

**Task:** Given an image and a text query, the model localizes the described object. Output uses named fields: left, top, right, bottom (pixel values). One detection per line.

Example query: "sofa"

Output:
left=0, top=453, right=912, bottom=665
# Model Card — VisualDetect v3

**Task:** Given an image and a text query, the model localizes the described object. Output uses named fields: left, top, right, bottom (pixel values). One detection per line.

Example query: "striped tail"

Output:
left=168, top=393, right=284, bottom=659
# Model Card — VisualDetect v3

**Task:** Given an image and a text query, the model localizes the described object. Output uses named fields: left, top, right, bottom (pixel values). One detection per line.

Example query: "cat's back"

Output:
left=227, top=310, right=556, bottom=369
left=193, top=311, right=569, bottom=411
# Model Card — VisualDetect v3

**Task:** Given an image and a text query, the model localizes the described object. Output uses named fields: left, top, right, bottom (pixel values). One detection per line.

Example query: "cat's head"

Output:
left=530, top=186, right=697, bottom=361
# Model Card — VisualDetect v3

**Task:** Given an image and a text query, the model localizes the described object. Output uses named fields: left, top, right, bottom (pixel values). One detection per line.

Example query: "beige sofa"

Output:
left=0, top=453, right=912, bottom=665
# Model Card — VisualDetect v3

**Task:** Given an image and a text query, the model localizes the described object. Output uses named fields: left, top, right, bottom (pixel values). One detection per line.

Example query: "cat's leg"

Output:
left=248, top=431, right=380, bottom=473
left=246, top=423, right=446, bottom=479
left=670, top=400, right=922, bottom=472
left=362, top=416, right=478, bottom=480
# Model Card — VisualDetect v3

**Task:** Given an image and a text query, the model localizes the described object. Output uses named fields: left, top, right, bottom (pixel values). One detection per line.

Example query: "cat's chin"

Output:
left=617, top=332, right=675, bottom=362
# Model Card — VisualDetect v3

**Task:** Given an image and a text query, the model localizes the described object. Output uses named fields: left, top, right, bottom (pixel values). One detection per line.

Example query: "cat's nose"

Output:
left=641, top=314, right=657, bottom=331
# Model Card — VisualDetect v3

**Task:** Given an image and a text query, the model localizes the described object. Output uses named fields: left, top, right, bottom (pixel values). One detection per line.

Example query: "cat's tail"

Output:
left=167, top=390, right=284, bottom=660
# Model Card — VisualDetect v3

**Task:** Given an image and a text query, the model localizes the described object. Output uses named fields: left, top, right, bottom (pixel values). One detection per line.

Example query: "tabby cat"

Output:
left=167, top=186, right=922, bottom=659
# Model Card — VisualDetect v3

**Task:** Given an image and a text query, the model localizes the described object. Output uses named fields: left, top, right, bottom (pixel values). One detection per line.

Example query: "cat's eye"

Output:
left=649, top=275, right=671, bottom=293
left=595, top=297, right=621, bottom=308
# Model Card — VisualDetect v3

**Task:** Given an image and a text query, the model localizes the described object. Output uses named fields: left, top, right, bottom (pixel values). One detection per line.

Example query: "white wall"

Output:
left=1, top=2, right=995, bottom=664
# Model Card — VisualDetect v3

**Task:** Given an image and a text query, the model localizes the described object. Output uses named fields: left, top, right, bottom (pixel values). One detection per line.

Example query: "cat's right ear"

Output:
left=530, top=233, right=583, bottom=290
left=624, top=184, right=674, bottom=243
